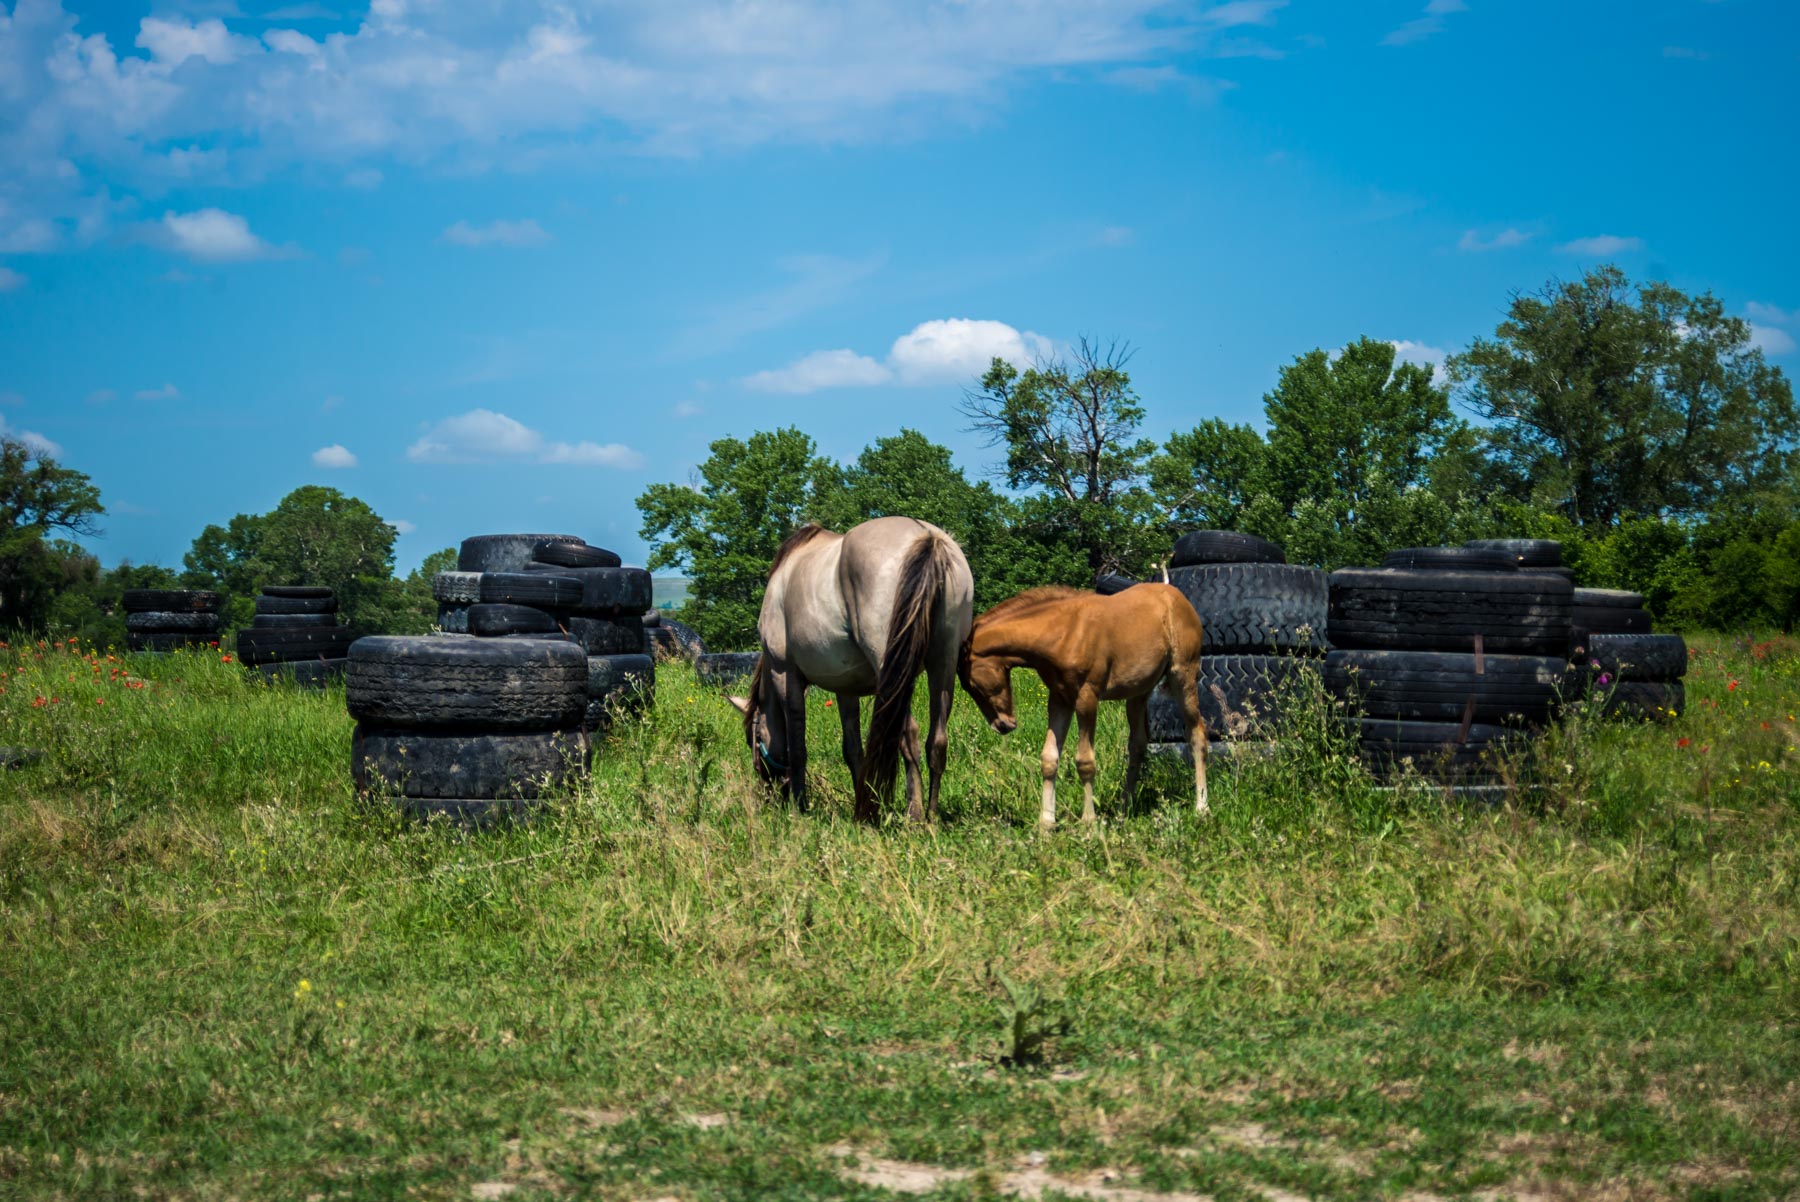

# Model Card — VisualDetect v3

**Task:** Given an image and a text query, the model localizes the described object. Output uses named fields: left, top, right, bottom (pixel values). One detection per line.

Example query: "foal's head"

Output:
left=958, top=637, right=1017, bottom=736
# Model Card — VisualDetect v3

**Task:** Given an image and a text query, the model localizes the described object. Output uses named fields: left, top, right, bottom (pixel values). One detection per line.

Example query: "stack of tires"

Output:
left=1570, top=589, right=1686, bottom=720
left=237, top=586, right=357, bottom=686
left=1328, top=547, right=1573, bottom=788
left=123, top=589, right=223, bottom=652
left=1465, top=538, right=1573, bottom=582
left=696, top=652, right=760, bottom=688
left=1146, top=531, right=1328, bottom=755
left=646, top=610, right=708, bottom=665
left=435, top=534, right=655, bottom=734
left=346, top=636, right=590, bottom=827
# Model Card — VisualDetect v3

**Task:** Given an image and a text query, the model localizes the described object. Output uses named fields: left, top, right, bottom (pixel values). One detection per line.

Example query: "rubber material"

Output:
left=1599, top=679, right=1685, bottom=721
left=352, top=725, right=589, bottom=799
left=1327, top=568, right=1573, bottom=655
left=1356, top=718, right=1523, bottom=781
left=261, top=585, right=334, bottom=599
left=1146, top=654, right=1316, bottom=742
left=1573, top=588, right=1645, bottom=609
left=458, top=534, right=583, bottom=574
left=1094, top=573, right=1137, bottom=596
left=1572, top=605, right=1652, bottom=635
left=568, top=615, right=647, bottom=656
left=517, top=565, right=652, bottom=615
left=584, top=653, right=655, bottom=730
left=695, top=652, right=760, bottom=688
left=125, top=611, right=221, bottom=633
left=235, top=626, right=358, bottom=666
left=468, top=602, right=563, bottom=636
left=121, top=589, right=220, bottom=613
left=1165, top=563, right=1328, bottom=655
left=1169, top=530, right=1285, bottom=568
left=648, top=617, right=705, bottom=661
left=346, top=635, right=587, bottom=729
left=533, top=541, right=621, bottom=569
left=1381, top=546, right=1517, bottom=572
left=431, top=571, right=483, bottom=604
left=127, top=632, right=217, bottom=652
left=478, top=572, right=585, bottom=609
left=1325, top=649, right=1566, bottom=724
left=1584, top=633, right=1687, bottom=680
left=251, top=612, right=339, bottom=628
left=257, top=658, right=347, bottom=687
left=1464, top=539, right=1563, bottom=568
left=254, top=595, right=337, bottom=615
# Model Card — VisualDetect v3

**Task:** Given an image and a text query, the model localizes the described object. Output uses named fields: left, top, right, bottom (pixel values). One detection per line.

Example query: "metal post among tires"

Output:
left=347, top=534, right=657, bottom=827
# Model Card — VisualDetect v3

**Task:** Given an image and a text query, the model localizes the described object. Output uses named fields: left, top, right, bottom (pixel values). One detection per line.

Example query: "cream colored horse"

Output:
left=730, top=517, right=974, bottom=823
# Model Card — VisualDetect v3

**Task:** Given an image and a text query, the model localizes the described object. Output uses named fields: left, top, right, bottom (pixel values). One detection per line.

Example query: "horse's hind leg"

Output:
left=901, top=714, right=926, bottom=824
left=1122, top=693, right=1149, bottom=804
left=1074, top=695, right=1100, bottom=823
left=1178, top=676, right=1210, bottom=816
left=923, top=663, right=954, bottom=823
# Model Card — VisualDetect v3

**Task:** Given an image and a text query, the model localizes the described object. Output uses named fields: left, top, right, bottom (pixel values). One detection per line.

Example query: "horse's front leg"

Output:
left=901, top=714, right=925, bottom=824
left=1074, top=694, right=1100, bottom=823
left=776, top=669, right=810, bottom=812
left=1122, top=693, right=1149, bottom=804
left=1040, top=699, right=1072, bottom=830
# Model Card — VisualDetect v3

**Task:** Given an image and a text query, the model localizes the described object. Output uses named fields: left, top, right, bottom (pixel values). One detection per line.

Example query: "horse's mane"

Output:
left=741, top=652, right=769, bottom=741
left=975, top=585, right=1087, bottom=626
left=767, top=523, right=832, bottom=580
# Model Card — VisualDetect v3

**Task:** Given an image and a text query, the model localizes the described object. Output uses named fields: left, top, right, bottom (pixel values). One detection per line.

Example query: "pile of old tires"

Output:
left=346, top=634, right=590, bottom=827
left=1329, top=546, right=1574, bottom=790
left=236, top=585, right=357, bottom=687
left=1146, top=531, right=1328, bottom=757
left=1571, top=589, right=1688, bottom=720
left=123, top=589, right=223, bottom=652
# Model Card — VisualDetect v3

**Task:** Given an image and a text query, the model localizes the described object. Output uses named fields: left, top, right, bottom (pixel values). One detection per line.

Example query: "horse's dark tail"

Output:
left=857, top=531, right=951, bottom=817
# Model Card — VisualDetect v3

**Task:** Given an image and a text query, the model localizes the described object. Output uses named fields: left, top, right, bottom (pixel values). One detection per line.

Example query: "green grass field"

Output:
left=1, top=633, right=1796, bottom=1201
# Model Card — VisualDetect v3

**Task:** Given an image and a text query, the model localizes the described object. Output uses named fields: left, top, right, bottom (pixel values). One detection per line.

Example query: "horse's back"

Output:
left=841, top=517, right=974, bottom=673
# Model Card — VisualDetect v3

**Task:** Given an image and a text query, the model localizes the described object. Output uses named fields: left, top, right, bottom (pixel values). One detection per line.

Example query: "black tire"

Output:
left=533, top=541, right=621, bottom=569
left=478, top=572, right=585, bottom=609
left=1147, top=654, right=1315, bottom=742
left=127, top=632, right=216, bottom=652
left=1094, top=573, right=1137, bottom=596
left=695, top=652, right=760, bottom=688
left=1572, top=605, right=1652, bottom=635
left=251, top=613, right=339, bottom=629
left=1169, top=530, right=1284, bottom=568
left=121, top=589, right=220, bottom=614
left=468, top=602, right=564, bottom=637
left=432, top=572, right=483, bottom=604
left=1585, top=633, right=1688, bottom=680
left=346, top=635, right=587, bottom=730
left=235, top=626, right=358, bottom=665
left=261, top=585, right=334, bottom=599
left=457, top=534, right=584, bottom=574
left=437, top=603, right=469, bottom=634
left=1326, top=649, right=1566, bottom=725
left=517, top=565, right=652, bottom=615
left=1599, top=679, right=1685, bottom=722
left=648, top=617, right=705, bottom=662
left=1464, top=539, right=1563, bottom=568
left=639, top=609, right=663, bottom=628
left=125, top=611, right=221, bottom=633
left=1356, top=718, right=1524, bottom=782
left=1573, top=588, right=1644, bottom=609
left=1381, top=546, right=1518, bottom=572
left=352, top=724, right=589, bottom=799
left=1327, top=569, right=1574, bottom=655
left=585, top=654, right=655, bottom=730
left=1165, top=563, right=1328, bottom=655
left=258, top=658, right=347, bottom=687
left=1523, top=566, right=1576, bottom=581
left=255, top=595, right=337, bottom=616
left=569, top=615, right=647, bottom=656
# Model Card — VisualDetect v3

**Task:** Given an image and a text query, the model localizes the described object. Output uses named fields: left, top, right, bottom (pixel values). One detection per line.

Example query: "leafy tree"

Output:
left=1450, top=266, right=1797, bottom=528
left=959, top=338, right=1160, bottom=577
left=1149, top=418, right=1268, bottom=533
left=638, top=428, right=843, bottom=649
left=0, top=438, right=105, bottom=630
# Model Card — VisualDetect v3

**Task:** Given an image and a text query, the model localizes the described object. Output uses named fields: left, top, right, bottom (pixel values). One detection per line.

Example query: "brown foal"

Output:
left=958, top=584, right=1209, bottom=827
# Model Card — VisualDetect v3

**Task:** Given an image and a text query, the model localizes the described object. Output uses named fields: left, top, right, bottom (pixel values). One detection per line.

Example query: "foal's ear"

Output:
left=726, top=695, right=751, bottom=715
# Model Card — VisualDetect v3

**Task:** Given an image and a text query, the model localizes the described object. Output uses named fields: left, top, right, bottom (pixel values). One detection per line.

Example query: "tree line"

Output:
left=3, top=266, right=1795, bottom=650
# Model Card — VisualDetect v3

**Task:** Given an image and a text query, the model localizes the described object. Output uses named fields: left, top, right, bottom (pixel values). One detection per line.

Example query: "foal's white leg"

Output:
left=1074, top=701, right=1099, bottom=823
left=1040, top=702, right=1071, bottom=829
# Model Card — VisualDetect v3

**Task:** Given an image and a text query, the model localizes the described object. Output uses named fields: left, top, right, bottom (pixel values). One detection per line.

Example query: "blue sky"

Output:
left=2, top=0, right=1796, bottom=573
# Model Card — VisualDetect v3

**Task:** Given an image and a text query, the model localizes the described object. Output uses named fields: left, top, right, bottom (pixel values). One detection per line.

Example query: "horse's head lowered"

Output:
left=958, top=637, right=1017, bottom=736
left=728, top=656, right=790, bottom=793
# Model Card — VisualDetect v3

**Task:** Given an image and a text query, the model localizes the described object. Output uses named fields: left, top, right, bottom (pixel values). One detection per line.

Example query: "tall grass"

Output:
left=1, top=631, right=1796, bottom=1200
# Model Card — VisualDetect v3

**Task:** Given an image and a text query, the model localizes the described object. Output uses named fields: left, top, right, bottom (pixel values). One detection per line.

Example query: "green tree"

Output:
left=959, top=338, right=1160, bottom=577
left=0, top=438, right=105, bottom=630
left=1149, top=418, right=1268, bottom=534
left=1450, top=266, right=1797, bottom=528
left=637, top=427, right=843, bottom=649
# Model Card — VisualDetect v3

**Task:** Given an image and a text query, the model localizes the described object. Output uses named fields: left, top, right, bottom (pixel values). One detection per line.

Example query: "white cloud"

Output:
left=1750, top=325, right=1797, bottom=357
left=311, top=443, right=357, bottom=468
left=743, top=318, right=1054, bottom=394
left=1745, top=302, right=1795, bottom=326
left=442, top=219, right=550, bottom=248
left=134, top=382, right=180, bottom=400
left=0, top=417, right=63, bottom=459
left=159, top=209, right=289, bottom=262
left=389, top=518, right=417, bottom=535
left=1457, top=228, right=1530, bottom=252
left=745, top=349, right=892, bottom=394
left=136, top=17, right=258, bottom=68
left=1383, top=0, right=1467, bottom=46
left=405, top=409, right=641, bottom=468
left=672, top=400, right=704, bottom=419
left=889, top=319, right=1055, bottom=385
left=1200, top=1, right=1287, bottom=27
left=1389, top=339, right=1452, bottom=382
left=1555, top=234, right=1644, bottom=256
left=0, top=267, right=25, bottom=292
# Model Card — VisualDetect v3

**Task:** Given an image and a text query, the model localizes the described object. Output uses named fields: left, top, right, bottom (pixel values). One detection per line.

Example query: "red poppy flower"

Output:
left=1677, top=737, right=1690, bottom=748
left=1728, top=680, right=1739, bottom=691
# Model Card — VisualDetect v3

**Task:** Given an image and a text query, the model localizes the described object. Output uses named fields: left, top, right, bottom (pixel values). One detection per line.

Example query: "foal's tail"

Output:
left=858, top=531, right=953, bottom=811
